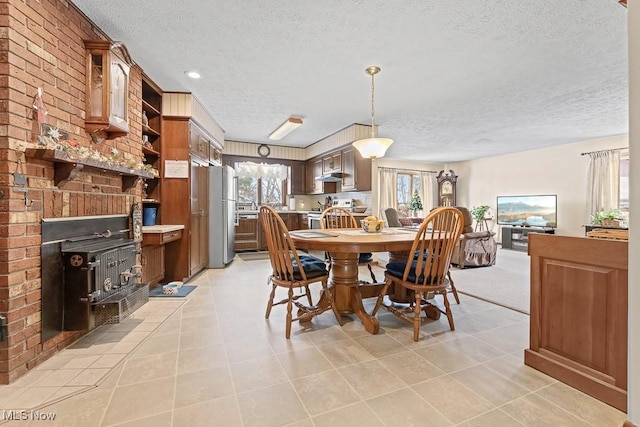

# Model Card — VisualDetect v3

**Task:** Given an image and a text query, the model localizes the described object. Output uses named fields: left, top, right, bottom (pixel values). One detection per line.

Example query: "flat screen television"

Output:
left=496, top=195, right=557, bottom=228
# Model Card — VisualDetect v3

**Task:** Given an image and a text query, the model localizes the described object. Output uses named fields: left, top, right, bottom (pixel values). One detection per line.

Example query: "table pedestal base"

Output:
left=314, top=252, right=382, bottom=334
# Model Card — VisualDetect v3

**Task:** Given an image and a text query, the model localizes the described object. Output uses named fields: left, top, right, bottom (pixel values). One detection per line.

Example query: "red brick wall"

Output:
left=0, top=0, right=147, bottom=383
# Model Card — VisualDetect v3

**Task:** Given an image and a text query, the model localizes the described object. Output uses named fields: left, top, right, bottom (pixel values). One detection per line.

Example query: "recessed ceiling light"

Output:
left=185, top=70, right=201, bottom=79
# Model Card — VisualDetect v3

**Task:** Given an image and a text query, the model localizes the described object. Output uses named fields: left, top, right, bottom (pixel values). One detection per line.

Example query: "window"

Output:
left=396, top=173, right=421, bottom=217
left=620, top=150, right=629, bottom=211
left=235, top=162, right=289, bottom=208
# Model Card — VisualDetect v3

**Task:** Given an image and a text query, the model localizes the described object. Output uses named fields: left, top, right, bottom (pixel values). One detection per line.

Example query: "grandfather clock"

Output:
left=436, top=169, right=457, bottom=207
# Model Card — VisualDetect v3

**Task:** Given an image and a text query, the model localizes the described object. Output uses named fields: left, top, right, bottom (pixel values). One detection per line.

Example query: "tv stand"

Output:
left=501, top=226, right=554, bottom=251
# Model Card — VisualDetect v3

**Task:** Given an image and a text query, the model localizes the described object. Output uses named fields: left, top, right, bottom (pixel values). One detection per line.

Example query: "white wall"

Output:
left=454, top=135, right=628, bottom=237
left=628, top=0, right=639, bottom=422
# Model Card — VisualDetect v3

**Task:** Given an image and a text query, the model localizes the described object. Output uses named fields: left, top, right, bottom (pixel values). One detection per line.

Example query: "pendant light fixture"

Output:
left=352, top=66, right=393, bottom=159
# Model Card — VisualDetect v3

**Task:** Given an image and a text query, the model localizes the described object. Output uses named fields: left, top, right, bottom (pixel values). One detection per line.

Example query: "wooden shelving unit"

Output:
left=141, top=75, right=163, bottom=220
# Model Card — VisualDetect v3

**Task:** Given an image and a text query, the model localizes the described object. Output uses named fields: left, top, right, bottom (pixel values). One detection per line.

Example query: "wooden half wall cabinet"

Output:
left=141, top=226, right=184, bottom=286
left=526, top=233, right=628, bottom=412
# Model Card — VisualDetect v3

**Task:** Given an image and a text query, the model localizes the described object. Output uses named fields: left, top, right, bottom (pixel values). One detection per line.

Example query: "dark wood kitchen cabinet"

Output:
left=322, top=152, right=342, bottom=173
left=235, top=217, right=259, bottom=251
left=189, top=159, right=209, bottom=276
left=299, top=213, right=309, bottom=230
left=141, top=244, right=164, bottom=286
left=290, top=161, right=306, bottom=195
left=161, top=117, right=210, bottom=281
left=340, top=146, right=371, bottom=191
left=307, top=158, right=323, bottom=194
left=190, top=121, right=210, bottom=162
left=254, top=213, right=301, bottom=251
left=306, top=158, right=337, bottom=194
left=305, top=145, right=370, bottom=194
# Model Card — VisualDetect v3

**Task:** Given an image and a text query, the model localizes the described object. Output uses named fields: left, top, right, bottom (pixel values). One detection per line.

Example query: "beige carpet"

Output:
left=376, top=248, right=530, bottom=314
left=449, top=249, right=530, bottom=314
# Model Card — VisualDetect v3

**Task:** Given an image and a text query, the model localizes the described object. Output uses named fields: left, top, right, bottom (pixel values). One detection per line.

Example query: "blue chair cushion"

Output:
left=386, top=261, right=434, bottom=284
left=358, top=252, right=373, bottom=263
left=292, top=255, right=328, bottom=280
left=413, top=250, right=427, bottom=260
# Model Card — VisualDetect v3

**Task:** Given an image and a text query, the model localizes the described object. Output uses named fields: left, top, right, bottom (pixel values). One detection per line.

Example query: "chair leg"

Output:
left=304, top=285, right=313, bottom=306
left=413, top=291, right=423, bottom=342
left=285, top=287, right=294, bottom=339
left=367, top=262, right=377, bottom=283
left=265, top=280, right=277, bottom=319
left=371, top=279, right=392, bottom=316
left=442, top=290, right=455, bottom=331
left=447, top=270, right=460, bottom=304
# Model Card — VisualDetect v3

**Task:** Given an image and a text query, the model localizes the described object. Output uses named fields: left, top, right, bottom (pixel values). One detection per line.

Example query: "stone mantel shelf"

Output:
left=26, top=148, right=156, bottom=191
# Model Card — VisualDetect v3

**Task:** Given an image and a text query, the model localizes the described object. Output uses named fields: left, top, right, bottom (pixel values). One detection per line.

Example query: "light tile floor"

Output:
left=0, top=257, right=627, bottom=426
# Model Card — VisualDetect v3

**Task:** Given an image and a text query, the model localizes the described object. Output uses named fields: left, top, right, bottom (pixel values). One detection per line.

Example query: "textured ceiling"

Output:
left=70, top=0, right=628, bottom=162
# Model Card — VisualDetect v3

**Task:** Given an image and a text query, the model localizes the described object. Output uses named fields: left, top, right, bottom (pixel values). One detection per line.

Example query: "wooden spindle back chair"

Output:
left=372, top=207, right=464, bottom=341
left=259, top=205, right=342, bottom=338
left=320, top=206, right=378, bottom=283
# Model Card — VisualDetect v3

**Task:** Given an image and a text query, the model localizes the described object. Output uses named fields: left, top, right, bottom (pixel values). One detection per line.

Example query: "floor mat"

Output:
left=238, top=252, right=271, bottom=261
left=149, top=285, right=197, bottom=297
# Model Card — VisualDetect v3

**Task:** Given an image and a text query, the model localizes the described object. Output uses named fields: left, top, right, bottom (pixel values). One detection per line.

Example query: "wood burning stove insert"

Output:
left=41, top=215, right=149, bottom=339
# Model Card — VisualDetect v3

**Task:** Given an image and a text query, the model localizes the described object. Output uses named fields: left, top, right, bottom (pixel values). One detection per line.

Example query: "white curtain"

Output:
left=419, top=171, right=434, bottom=213
left=378, top=168, right=397, bottom=218
left=587, top=150, right=620, bottom=217
left=235, top=162, right=287, bottom=179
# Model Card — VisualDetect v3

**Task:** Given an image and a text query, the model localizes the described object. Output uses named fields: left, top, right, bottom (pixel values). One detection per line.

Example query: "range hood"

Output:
left=315, top=172, right=343, bottom=182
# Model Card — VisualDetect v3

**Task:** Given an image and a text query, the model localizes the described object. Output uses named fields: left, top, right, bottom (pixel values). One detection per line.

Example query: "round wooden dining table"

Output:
left=289, top=228, right=418, bottom=334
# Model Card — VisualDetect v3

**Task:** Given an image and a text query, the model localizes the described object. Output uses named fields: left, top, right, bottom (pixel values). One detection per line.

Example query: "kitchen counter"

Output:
left=236, top=210, right=369, bottom=215
left=142, top=225, right=185, bottom=233
left=141, top=225, right=185, bottom=287
left=237, top=210, right=310, bottom=215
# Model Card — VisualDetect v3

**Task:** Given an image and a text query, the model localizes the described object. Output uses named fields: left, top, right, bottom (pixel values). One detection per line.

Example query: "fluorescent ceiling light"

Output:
left=269, top=117, right=303, bottom=140
left=185, top=70, right=201, bottom=79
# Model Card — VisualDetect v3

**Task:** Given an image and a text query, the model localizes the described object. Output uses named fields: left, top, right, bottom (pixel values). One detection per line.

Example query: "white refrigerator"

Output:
left=209, top=165, right=236, bottom=268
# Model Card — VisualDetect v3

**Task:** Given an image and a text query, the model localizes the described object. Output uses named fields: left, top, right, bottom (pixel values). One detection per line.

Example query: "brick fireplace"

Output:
left=0, top=0, right=148, bottom=383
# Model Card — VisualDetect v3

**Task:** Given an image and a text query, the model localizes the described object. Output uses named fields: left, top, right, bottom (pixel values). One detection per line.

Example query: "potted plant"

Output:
left=408, top=191, right=423, bottom=217
left=470, top=205, right=491, bottom=231
left=591, top=209, right=625, bottom=227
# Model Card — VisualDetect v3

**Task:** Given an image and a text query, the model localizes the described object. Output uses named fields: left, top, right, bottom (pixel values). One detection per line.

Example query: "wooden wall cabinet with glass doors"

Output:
left=83, top=40, right=133, bottom=142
